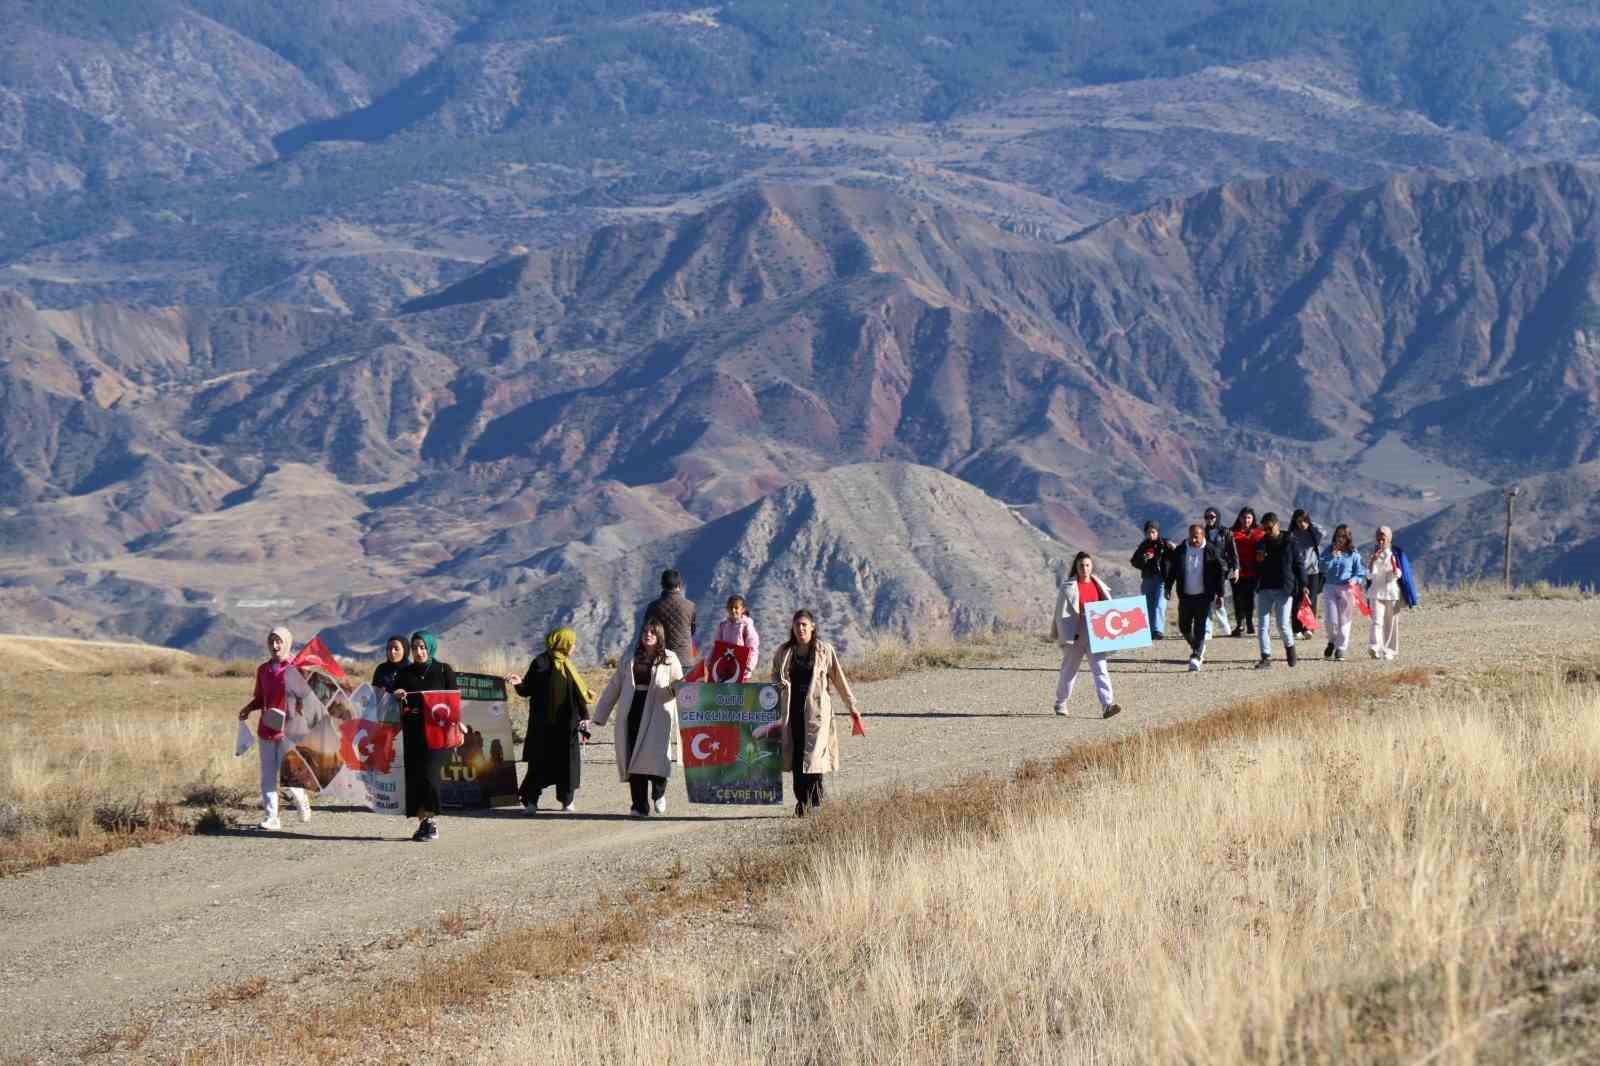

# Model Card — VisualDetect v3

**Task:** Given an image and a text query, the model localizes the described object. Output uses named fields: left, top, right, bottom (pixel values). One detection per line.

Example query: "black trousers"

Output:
left=628, top=774, right=666, bottom=813
left=1231, top=578, right=1258, bottom=630
left=1177, top=594, right=1211, bottom=658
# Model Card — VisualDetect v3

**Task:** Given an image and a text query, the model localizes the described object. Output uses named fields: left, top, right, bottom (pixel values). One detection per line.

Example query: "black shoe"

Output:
left=795, top=801, right=807, bottom=818
left=1255, top=656, right=1272, bottom=670
left=1323, top=642, right=1334, bottom=660
left=410, top=822, right=428, bottom=842
left=1231, top=625, right=1243, bottom=638
left=1152, top=632, right=1165, bottom=640
left=1334, top=650, right=1346, bottom=661
left=1286, top=645, right=1297, bottom=667
left=1102, top=704, right=1122, bottom=719
left=1247, top=626, right=1256, bottom=635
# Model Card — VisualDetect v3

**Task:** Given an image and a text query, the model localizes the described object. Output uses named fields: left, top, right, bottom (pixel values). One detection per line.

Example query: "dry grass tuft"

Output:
left=509, top=657, right=1600, bottom=1066
left=1428, top=577, right=1595, bottom=608
left=847, top=629, right=1035, bottom=684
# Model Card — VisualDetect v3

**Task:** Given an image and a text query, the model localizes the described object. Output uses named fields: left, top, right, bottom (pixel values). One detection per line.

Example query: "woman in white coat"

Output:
left=1052, top=552, right=1122, bottom=719
left=592, top=620, right=683, bottom=817
left=755, top=609, right=865, bottom=818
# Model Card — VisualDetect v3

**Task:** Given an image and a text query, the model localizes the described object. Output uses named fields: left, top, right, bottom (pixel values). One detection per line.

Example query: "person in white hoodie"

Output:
left=1051, top=552, right=1122, bottom=719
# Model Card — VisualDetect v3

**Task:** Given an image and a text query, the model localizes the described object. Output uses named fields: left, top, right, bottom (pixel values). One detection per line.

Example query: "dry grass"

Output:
left=847, top=629, right=1037, bottom=684
left=0, top=639, right=261, bottom=877
left=182, top=666, right=1457, bottom=1065
left=1428, top=577, right=1595, bottom=608
left=506, top=661, right=1600, bottom=1066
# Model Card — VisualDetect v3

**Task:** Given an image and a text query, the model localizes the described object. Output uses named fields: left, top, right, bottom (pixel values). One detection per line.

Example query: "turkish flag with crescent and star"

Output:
left=682, top=724, right=742, bottom=768
left=1084, top=596, right=1155, bottom=653
left=291, top=635, right=347, bottom=682
left=414, top=690, right=464, bottom=750
left=338, top=718, right=399, bottom=774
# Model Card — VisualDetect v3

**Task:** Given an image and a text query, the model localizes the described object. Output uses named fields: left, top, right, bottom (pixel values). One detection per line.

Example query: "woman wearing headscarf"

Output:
left=754, top=609, right=864, bottom=817
left=370, top=635, right=408, bottom=694
left=390, top=629, right=458, bottom=842
left=507, top=628, right=592, bottom=814
left=236, top=625, right=313, bottom=830
left=592, top=621, right=684, bottom=817
left=1367, top=526, right=1418, bottom=660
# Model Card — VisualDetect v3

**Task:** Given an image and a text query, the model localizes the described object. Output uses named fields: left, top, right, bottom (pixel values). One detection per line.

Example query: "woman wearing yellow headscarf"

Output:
left=506, top=628, right=592, bottom=813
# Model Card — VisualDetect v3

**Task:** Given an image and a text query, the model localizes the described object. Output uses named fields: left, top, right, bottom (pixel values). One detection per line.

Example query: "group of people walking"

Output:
left=237, top=570, right=863, bottom=839
left=1052, top=506, right=1419, bottom=718
left=239, top=521, right=1416, bottom=837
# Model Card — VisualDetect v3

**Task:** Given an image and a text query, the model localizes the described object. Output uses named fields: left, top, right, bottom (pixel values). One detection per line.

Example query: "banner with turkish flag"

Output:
left=1084, top=595, right=1154, bottom=654
left=674, top=682, right=783, bottom=805
left=297, top=684, right=407, bottom=815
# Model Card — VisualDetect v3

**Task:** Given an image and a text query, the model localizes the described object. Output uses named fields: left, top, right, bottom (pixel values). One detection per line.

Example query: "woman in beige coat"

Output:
left=755, top=609, right=865, bottom=818
left=592, top=621, right=684, bottom=817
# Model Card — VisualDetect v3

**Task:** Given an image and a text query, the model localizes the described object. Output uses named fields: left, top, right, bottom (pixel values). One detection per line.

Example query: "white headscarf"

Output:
left=269, top=626, right=293, bottom=655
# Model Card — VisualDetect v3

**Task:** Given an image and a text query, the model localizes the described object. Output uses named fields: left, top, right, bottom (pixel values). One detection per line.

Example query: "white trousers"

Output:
left=1325, top=584, right=1356, bottom=652
left=1369, top=599, right=1401, bottom=659
left=1055, top=641, right=1114, bottom=711
left=258, top=736, right=310, bottom=821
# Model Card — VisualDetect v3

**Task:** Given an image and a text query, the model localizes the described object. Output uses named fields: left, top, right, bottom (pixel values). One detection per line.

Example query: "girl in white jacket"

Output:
left=1051, top=552, right=1122, bottom=719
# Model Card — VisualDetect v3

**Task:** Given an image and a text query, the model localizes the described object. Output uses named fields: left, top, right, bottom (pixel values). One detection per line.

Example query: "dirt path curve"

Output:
left=5, top=597, right=1597, bottom=1061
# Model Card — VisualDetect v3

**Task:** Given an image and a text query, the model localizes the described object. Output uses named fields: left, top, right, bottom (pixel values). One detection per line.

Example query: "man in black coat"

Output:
left=643, top=569, right=698, bottom=670
left=1167, top=524, right=1229, bottom=671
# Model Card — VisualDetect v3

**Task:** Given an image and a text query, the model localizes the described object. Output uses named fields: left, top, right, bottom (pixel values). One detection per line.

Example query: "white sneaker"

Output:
left=297, top=807, right=312, bottom=823
left=257, top=817, right=282, bottom=831
left=1188, top=657, right=1200, bottom=672
left=652, top=796, right=668, bottom=815
left=1052, top=704, right=1068, bottom=716
left=560, top=802, right=576, bottom=813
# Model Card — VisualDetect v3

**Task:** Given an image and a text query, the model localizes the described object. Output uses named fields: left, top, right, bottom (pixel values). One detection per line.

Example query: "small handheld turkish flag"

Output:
left=412, top=690, right=463, bottom=750
left=292, top=635, right=347, bottom=682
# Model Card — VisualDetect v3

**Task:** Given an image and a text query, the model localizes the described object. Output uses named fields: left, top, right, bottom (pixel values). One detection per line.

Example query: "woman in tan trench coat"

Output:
left=592, top=621, right=684, bottom=817
left=755, top=610, right=865, bottom=817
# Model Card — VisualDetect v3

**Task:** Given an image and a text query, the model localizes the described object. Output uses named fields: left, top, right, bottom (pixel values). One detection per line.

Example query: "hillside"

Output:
left=4, top=166, right=1600, bottom=653
left=1398, top=461, right=1600, bottom=586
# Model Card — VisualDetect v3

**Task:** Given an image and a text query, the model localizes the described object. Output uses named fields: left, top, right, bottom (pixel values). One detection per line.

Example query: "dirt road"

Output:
left=5, top=596, right=1597, bottom=1061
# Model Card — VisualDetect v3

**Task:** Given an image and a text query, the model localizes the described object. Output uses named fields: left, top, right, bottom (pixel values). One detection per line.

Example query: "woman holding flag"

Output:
left=1319, top=525, right=1367, bottom=661
left=390, top=629, right=458, bottom=843
left=1050, top=552, right=1121, bottom=719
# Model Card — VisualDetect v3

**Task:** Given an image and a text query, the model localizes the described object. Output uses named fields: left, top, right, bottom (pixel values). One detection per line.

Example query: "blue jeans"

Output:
left=1256, top=587, right=1295, bottom=657
left=1141, top=575, right=1167, bottom=636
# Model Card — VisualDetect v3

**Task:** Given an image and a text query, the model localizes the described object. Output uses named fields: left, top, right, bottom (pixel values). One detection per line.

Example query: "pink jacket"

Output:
left=712, top=616, right=760, bottom=681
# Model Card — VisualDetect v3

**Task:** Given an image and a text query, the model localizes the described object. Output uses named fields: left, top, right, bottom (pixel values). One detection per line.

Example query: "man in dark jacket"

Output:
left=1168, top=523, right=1228, bottom=671
left=643, top=569, right=697, bottom=670
left=1129, top=520, right=1174, bottom=639
left=1252, top=512, right=1307, bottom=669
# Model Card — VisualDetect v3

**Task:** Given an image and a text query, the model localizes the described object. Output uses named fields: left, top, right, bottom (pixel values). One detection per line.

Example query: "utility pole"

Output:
left=1503, top=486, right=1520, bottom=588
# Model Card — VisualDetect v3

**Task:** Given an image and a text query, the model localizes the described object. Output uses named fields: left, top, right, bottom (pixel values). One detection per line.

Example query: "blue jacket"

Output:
left=1320, top=549, right=1367, bottom=586
left=1395, top=545, right=1420, bottom=608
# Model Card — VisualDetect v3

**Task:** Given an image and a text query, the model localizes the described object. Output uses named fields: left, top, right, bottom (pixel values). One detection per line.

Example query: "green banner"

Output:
left=675, top=682, right=784, bottom=805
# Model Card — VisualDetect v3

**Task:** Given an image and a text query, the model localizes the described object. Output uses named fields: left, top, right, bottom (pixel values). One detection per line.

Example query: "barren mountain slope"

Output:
left=1397, top=461, right=1600, bottom=586
left=386, top=462, right=1081, bottom=663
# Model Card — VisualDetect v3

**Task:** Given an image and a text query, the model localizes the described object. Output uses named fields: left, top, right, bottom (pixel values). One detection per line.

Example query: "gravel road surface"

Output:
left=5, top=597, right=1597, bottom=1061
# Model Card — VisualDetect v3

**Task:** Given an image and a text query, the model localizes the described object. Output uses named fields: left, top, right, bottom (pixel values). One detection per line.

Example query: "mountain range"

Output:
left=2, top=2, right=1598, bottom=658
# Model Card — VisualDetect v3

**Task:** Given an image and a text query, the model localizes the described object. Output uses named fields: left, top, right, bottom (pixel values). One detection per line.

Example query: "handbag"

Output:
left=1294, top=592, right=1319, bottom=634
left=1209, top=600, right=1230, bottom=633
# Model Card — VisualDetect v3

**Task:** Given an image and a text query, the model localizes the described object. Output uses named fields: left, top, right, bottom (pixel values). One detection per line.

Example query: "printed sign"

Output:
left=436, top=672, right=518, bottom=810
left=1084, top=595, right=1154, bottom=654
left=675, top=682, right=783, bottom=805
left=316, top=684, right=407, bottom=815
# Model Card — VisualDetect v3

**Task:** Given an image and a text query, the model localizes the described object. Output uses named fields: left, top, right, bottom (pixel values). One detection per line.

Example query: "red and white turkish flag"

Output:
left=682, top=725, right=741, bottom=768
left=338, top=718, right=399, bottom=774
left=292, top=635, right=347, bottom=682
left=417, top=690, right=463, bottom=750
